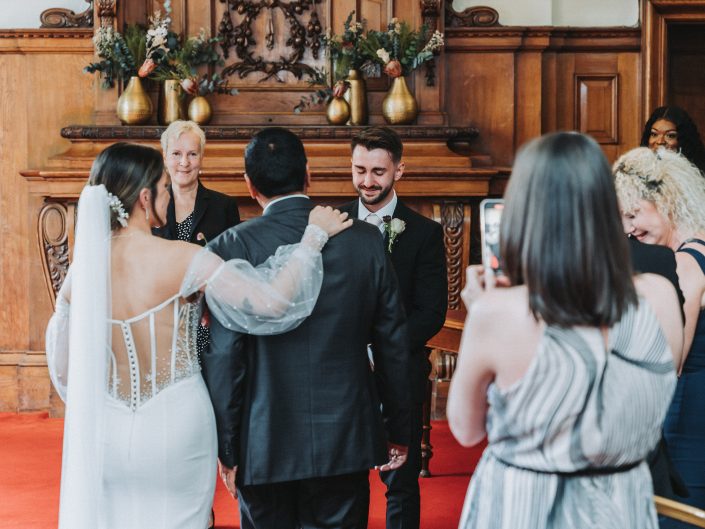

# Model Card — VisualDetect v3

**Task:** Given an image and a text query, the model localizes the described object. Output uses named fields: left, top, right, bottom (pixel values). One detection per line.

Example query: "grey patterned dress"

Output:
left=459, top=300, right=676, bottom=529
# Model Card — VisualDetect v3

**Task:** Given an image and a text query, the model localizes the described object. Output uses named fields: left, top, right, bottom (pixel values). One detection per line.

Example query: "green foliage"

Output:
left=294, top=67, right=333, bottom=113
left=364, top=20, right=432, bottom=77
left=84, top=24, right=146, bottom=88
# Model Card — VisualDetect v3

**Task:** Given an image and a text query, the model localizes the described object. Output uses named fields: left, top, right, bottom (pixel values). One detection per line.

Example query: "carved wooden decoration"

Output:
left=445, top=3, right=500, bottom=28
left=97, top=0, right=116, bottom=29
left=435, top=201, right=471, bottom=311
left=218, top=0, right=324, bottom=82
left=40, top=0, right=93, bottom=28
left=38, top=202, right=73, bottom=307
left=420, top=0, right=440, bottom=87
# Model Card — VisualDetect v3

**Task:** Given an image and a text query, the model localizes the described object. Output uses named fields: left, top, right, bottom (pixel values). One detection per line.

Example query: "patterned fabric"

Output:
left=459, top=300, right=676, bottom=529
left=176, top=210, right=208, bottom=354
left=176, top=211, right=194, bottom=241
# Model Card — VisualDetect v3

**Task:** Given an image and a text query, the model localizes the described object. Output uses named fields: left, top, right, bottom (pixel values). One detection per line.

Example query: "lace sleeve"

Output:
left=46, top=272, right=72, bottom=402
left=179, top=224, right=327, bottom=335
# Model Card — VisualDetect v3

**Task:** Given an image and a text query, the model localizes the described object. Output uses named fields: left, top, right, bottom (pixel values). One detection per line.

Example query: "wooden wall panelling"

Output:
left=414, top=0, right=445, bottom=125
left=0, top=31, right=96, bottom=412
left=515, top=43, right=548, bottom=150
left=574, top=73, right=619, bottom=144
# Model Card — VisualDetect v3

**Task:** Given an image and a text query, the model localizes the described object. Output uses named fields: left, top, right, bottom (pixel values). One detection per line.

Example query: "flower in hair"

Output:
left=107, top=193, right=129, bottom=228
left=615, top=160, right=664, bottom=193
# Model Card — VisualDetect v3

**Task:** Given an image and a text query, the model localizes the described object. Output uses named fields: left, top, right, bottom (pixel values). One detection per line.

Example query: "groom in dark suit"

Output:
left=204, top=127, right=412, bottom=529
left=340, top=127, right=448, bottom=529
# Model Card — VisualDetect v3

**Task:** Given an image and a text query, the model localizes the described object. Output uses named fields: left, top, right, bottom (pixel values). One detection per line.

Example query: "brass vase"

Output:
left=326, top=97, right=350, bottom=125
left=347, top=69, right=368, bottom=125
left=382, top=76, right=418, bottom=125
left=188, top=96, right=212, bottom=125
left=116, top=76, right=152, bottom=125
left=158, top=80, right=187, bottom=125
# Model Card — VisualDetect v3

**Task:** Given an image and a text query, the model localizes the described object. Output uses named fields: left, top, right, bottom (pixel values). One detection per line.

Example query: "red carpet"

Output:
left=0, top=413, right=483, bottom=529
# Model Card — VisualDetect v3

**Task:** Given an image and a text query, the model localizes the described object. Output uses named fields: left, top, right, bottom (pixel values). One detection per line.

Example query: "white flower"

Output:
left=421, top=30, right=445, bottom=53
left=382, top=216, right=406, bottom=252
left=376, top=48, right=391, bottom=64
left=390, top=218, right=406, bottom=234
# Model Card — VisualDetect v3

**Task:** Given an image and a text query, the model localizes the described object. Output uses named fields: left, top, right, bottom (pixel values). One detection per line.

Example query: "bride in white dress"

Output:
left=44, top=142, right=351, bottom=529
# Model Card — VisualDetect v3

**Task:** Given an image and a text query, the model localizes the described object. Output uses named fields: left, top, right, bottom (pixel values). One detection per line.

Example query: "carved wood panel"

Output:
left=433, top=201, right=471, bottom=311
left=38, top=202, right=75, bottom=308
left=217, top=0, right=324, bottom=82
left=40, top=0, right=94, bottom=28
left=575, top=74, right=619, bottom=144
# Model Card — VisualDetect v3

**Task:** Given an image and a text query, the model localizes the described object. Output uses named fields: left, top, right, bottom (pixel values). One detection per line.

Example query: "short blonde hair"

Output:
left=160, top=120, right=206, bottom=154
left=613, top=147, right=705, bottom=237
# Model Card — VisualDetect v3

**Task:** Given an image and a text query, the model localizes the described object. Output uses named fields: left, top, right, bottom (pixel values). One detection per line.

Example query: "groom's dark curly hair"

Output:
left=244, top=127, right=307, bottom=197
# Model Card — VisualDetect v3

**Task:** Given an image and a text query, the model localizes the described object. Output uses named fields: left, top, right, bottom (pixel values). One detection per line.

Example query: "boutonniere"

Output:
left=382, top=215, right=406, bottom=253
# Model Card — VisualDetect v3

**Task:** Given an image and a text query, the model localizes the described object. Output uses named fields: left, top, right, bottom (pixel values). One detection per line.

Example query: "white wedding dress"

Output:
left=45, top=185, right=327, bottom=529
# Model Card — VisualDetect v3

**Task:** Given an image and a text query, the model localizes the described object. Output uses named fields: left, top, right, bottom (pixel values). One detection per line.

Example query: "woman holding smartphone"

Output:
left=448, top=132, right=683, bottom=529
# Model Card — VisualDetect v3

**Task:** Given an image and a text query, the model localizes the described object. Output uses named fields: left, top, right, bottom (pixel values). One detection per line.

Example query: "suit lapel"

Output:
left=189, top=182, right=209, bottom=240
left=389, top=200, right=412, bottom=267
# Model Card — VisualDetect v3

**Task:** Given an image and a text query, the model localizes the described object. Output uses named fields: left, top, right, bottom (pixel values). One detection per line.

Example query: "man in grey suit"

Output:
left=204, top=127, right=412, bottom=529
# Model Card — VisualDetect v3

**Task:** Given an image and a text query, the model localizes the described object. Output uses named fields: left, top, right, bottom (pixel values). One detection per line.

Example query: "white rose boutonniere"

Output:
left=382, top=215, right=406, bottom=253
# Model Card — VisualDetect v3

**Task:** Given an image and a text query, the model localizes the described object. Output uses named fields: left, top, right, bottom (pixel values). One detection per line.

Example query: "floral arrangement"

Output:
left=361, top=19, right=444, bottom=78
left=138, top=5, right=236, bottom=96
left=86, top=0, right=236, bottom=97
left=322, top=11, right=376, bottom=80
left=85, top=24, right=147, bottom=88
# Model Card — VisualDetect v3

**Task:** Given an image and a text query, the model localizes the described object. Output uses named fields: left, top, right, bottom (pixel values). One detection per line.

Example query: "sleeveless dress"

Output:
left=662, top=238, right=705, bottom=528
left=459, top=300, right=676, bottom=529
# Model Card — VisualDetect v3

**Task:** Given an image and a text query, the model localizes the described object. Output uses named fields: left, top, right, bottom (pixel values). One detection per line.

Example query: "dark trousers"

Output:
left=238, top=471, right=370, bottom=529
left=380, top=403, right=423, bottom=529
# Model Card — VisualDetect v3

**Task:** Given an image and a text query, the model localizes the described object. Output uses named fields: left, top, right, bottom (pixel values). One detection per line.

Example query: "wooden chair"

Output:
left=655, top=496, right=705, bottom=527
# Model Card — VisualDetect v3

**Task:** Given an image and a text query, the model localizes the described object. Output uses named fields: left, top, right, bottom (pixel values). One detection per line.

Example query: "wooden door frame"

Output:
left=642, top=0, right=705, bottom=122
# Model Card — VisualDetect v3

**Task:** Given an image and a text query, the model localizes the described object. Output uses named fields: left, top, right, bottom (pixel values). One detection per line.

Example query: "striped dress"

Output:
left=459, top=300, right=676, bottom=529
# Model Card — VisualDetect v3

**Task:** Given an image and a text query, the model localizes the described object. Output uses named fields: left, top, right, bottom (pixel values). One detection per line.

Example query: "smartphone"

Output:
left=479, top=198, right=504, bottom=275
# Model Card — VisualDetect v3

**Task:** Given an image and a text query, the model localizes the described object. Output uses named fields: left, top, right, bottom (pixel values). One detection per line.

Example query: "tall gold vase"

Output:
left=382, top=76, right=418, bottom=125
left=347, top=69, right=368, bottom=125
left=158, top=80, right=187, bottom=125
left=116, top=76, right=152, bottom=125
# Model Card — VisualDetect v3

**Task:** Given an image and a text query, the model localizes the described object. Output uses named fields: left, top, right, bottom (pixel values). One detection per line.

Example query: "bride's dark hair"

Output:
left=89, top=143, right=164, bottom=229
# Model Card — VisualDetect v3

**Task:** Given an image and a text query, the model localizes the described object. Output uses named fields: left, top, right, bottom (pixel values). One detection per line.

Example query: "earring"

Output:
left=145, top=208, right=150, bottom=222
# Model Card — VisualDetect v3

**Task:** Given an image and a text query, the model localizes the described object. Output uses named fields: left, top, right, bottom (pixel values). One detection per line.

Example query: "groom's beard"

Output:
left=355, top=182, right=393, bottom=206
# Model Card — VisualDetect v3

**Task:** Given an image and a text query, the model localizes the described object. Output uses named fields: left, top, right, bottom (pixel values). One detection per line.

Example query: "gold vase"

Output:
left=158, top=80, right=187, bottom=125
left=347, top=69, right=368, bottom=125
left=116, top=76, right=152, bottom=125
left=188, top=96, right=212, bottom=125
left=326, top=97, right=350, bottom=125
left=382, top=76, right=418, bottom=125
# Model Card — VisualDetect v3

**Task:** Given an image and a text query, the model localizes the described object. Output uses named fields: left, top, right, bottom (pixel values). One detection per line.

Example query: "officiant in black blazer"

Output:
left=340, top=127, right=448, bottom=529
left=205, top=127, right=412, bottom=529
left=153, top=120, right=240, bottom=245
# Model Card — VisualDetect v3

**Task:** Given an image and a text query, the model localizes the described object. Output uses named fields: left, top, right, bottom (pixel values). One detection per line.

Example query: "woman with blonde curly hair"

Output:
left=614, top=147, right=705, bottom=522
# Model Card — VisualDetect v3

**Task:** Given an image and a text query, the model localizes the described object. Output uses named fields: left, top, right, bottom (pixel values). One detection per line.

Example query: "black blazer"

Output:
left=153, top=181, right=240, bottom=244
left=205, top=197, right=412, bottom=485
left=340, top=199, right=448, bottom=402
